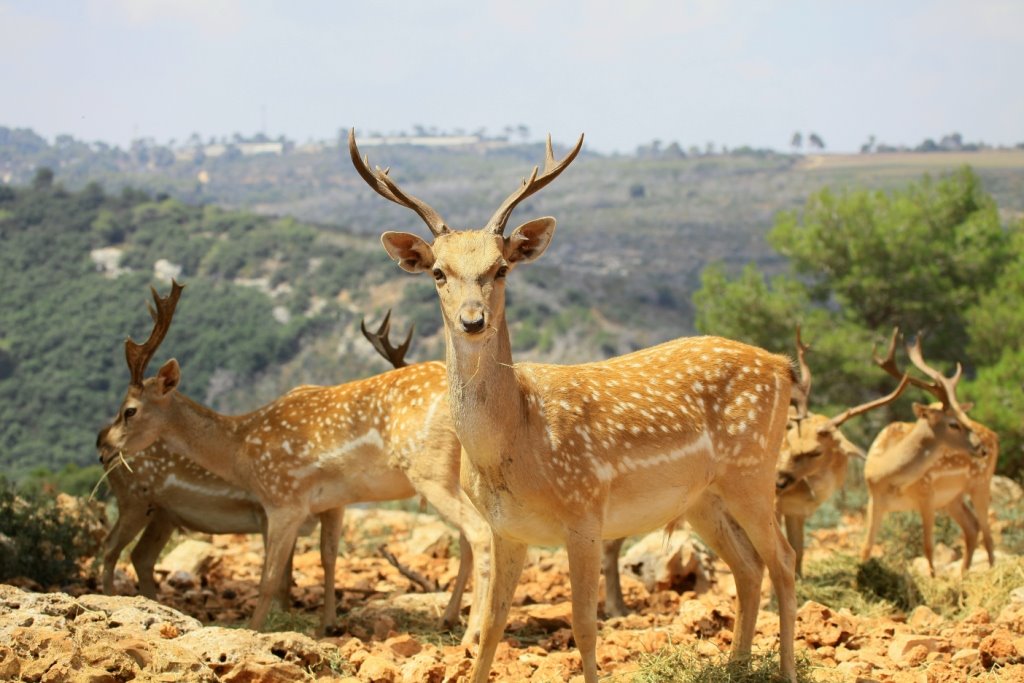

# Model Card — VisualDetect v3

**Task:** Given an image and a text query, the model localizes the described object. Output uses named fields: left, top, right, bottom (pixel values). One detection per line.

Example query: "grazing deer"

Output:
left=97, top=284, right=491, bottom=639
left=351, top=130, right=799, bottom=682
left=860, top=329, right=997, bottom=575
left=775, top=327, right=909, bottom=576
left=94, top=312, right=411, bottom=605
left=97, top=439, right=304, bottom=602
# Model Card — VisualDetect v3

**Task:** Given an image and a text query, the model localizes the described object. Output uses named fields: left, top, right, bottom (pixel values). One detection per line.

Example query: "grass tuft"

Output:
left=631, top=644, right=815, bottom=683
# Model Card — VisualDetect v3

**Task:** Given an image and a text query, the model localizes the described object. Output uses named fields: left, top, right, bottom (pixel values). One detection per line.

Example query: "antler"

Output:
left=125, top=281, right=184, bottom=386
left=826, top=373, right=910, bottom=429
left=790, top=324, right=812, bottom=419
left=872, top=327, right=973, bottom=426
left=347, top=129, right=449, bottom=237
left=360, top=309, right=414, bottom=369
left=484, top=133, right=585, bottom=236
left=906, top=333, right=974, bottom=426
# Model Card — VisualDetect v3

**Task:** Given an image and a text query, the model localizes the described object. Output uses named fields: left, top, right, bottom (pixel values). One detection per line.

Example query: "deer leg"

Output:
left=602, top=537, right=629, bottom=618
left=722, top=490, right=797, bottom=682
left=566, top=523, right=603, bottom=683
left=688, top=493, right=764, bottom=661
left=944, top=497, right=979, bottom=575
left=101, top=502, right=151, bottom=595
left=860, top=489, right=886, bottom=563
left=129, top=511, right=176, bottom=600
left=469, top=532, right=527, bottom=683
left=318, top=507, right=344, bottom=635
left=442, top=533, right=472, bottom=631
left=920, top=498, right=937, bottom=576
left=968, top=483, right=996, bottom=568
left=461, top=517, right=492, bottom=648
left=250, top=508, right=306, bottom=631
left=783, top=514, right=806, bottom=578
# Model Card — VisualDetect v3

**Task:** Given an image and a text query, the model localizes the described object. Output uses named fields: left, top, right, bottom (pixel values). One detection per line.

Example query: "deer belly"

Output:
left=168, top=499, right=265, bottom=534
left=603, top=481, right=702, bottom=539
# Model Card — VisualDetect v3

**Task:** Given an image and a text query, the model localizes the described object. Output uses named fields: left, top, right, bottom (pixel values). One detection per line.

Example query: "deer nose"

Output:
left=96, top=427, right=108, bottom=449
left=461, top=315, right=486, bottom=335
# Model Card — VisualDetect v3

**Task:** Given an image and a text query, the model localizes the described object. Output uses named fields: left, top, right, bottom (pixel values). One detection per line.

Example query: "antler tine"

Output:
left=905, top=333, right=972, bottom=426
left=360, top=309, right=414, bottom=369
left=485, top=133, right=585, bottom=236
left=125, top=280, right=184, bottom=387
left=791, top=324, right=812, bottom=419
left=827, top=373, right=911, bottom=428
left=347, top=128, right=449, bottom=237
left=872, top=326, right=938, bottom=398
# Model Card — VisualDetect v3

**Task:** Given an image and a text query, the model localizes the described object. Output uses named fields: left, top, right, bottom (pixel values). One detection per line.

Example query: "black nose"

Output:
left=461, top=316, right=485, bottom=334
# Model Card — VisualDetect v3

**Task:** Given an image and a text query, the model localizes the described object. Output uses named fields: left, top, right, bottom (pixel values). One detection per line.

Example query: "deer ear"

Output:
left=505, top=217, right=556, bottom=265
left=381, top=231, right=435, bottom=273
left=156, top=359, right=180, bottom=395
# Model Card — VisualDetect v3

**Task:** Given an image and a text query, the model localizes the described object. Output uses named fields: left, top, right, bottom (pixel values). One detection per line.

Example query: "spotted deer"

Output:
left=351, top=130, right=799, bottom=682
left=861, top=328, right=998, bottom=575
left=97, top=439, right=305, bottom=602
left=775, top=326, right=909, bottom=576
left=97, top=284, right=492, bottom=638
left=94, top=311, right=412, bottom=605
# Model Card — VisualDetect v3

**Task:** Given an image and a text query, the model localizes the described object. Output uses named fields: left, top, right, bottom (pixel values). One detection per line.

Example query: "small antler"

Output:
left=484, top=133, right=585, bottom=236
left=125, top=281, right=184, bottom=386
left=790, top=324, right=812, bottom=419
left=361, top=309, right=414, bottom=369
left=348, top=129, right=450, bottom=237
left=826, top=373, right=911, bottom=428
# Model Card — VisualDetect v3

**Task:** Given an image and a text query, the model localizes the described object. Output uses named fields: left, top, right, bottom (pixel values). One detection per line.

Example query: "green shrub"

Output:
left=0, top=479, right=102, bottom=586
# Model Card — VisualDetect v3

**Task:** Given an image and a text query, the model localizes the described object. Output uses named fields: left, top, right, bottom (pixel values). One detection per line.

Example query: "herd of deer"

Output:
left=94, top=132, right=998, bottom=683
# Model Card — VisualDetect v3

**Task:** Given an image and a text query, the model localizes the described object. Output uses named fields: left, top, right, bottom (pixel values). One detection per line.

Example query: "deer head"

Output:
left=350, top=129, right=583, bottom=341
left=97, top=282, right=184, bottom=458
left=776, top=330, right=909, bottom=493
left=872, top=327, right=985, bottom=458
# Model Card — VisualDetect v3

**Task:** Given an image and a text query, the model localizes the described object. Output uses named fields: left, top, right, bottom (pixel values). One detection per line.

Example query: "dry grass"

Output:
left=628, top=644, right=816, bottom=683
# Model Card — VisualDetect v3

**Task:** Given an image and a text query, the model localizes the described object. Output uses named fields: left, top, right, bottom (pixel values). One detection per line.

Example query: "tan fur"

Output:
left=99, top=356, right=492, bottom=641
left=354, top=131, right=797, bottom=682
left=861, top=412, right=998, bottom=574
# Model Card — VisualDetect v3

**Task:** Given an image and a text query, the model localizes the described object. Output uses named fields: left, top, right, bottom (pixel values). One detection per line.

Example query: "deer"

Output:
left=774, top=326, right=909, bottom=576
left=860, top=328, right=998, bottom=575
left=350, top=129, right=799, bottom=683
left=94, top=312, right=417, bottom=607
left=97, top=283, right=492, bottom=640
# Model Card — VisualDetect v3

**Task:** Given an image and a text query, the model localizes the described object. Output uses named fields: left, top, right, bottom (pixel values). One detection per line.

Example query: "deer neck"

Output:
left=157, top=394, right=248, bottom=485
left=443, top=316, right=524, bottom=467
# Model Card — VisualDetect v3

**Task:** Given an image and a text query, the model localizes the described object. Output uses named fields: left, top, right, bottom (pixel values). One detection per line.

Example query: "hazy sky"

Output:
left=1, top=0, right=1021, bottom=154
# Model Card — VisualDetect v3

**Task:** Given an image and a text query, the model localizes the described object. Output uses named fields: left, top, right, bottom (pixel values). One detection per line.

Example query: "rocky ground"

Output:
left=3, top=504, right=1024, bottom=682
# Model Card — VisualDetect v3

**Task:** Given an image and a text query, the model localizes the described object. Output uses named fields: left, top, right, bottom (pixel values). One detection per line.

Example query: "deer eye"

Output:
left=949, top=421, right=962, bottom=431
left=432, top=268, right=446, bottom=283
left=495, top=266, right=509, bottom=279
left=124, top=407, right=137, bottom=419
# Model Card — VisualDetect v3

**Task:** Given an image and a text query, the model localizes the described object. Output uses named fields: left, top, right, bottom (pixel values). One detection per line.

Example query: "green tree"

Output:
left=694, top=167, right=1019, bottom=463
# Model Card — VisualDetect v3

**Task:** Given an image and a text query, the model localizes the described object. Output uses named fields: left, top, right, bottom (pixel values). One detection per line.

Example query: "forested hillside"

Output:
left=3, top=127, right=1024, bottom=482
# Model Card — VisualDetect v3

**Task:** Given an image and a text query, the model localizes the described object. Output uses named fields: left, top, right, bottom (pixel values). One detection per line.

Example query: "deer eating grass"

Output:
left=97, top=439, right=309, bottom=602
left=97, top=284, right=491, bottom=639
left=95, top=311, right=417, bottom=605
left=861, top=328, right=998, bottom=575
left=775, top=326, right=909, bottom=576
left=351, top=129, right=799, bottom=682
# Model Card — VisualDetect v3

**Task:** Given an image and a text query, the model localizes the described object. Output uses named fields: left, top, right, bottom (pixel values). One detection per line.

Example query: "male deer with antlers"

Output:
left=97, top=285, right=491, bottom=638
left=351, top=130, right=799, bottom=682
left=775, top=326, right=909, bottom=576
left=95, top=312, right=426, bottom=606
left=861, top=329, right=997, bottom=575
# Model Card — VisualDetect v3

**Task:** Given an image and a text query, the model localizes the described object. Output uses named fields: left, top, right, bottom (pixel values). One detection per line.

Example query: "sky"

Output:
left=1, top=0, right=1022, bottom=154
